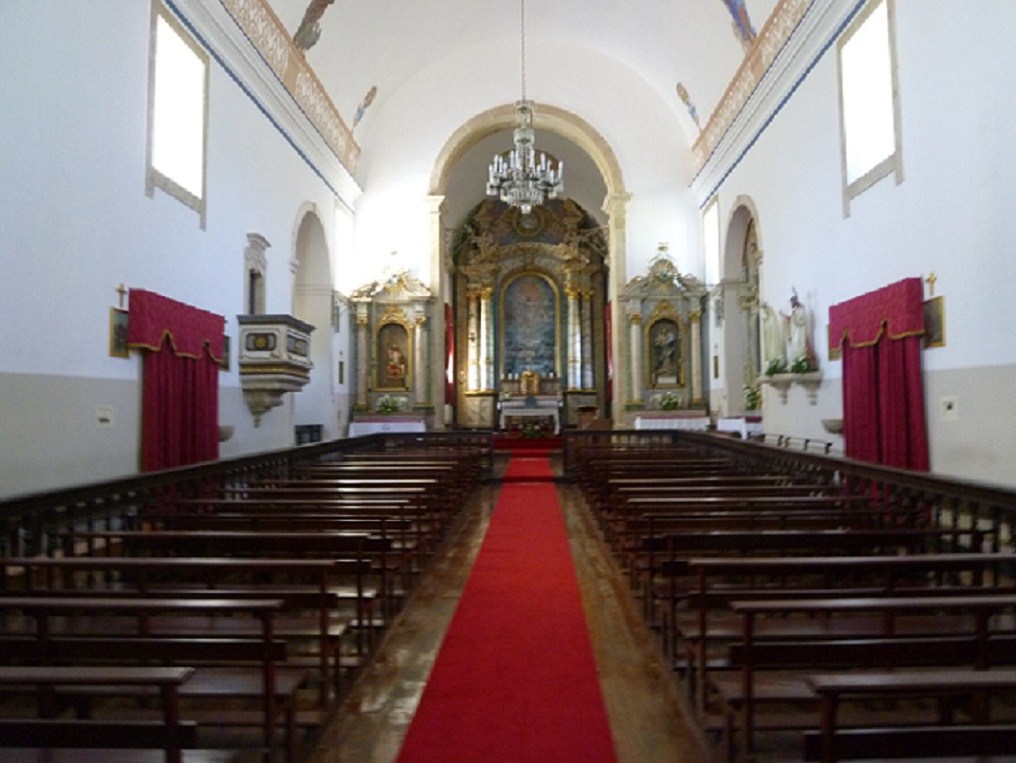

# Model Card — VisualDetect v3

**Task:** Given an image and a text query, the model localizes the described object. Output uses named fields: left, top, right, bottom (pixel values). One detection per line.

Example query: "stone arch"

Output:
left=718, top=196, right=764, bottom=415
left=292, top=205, right=336, bottom=439
left=429, top=103, right=632, bottom=424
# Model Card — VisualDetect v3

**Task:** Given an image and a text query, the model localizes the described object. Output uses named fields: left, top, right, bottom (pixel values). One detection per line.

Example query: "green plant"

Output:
left=765, top=357, right=788, bottom=376
left=655, top=390, right=680, bottom=410
left=743, top=385, right=761, bottom=411
left=375, top=394, right=402, bottom=414
left=789, top=354, right=814, bottom=374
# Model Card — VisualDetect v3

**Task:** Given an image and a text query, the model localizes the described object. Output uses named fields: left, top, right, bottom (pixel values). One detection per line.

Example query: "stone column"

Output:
left=480, top=287, right=494, bottom=391
left=690, top=310, right=703, bottom=404
left=467, top=292, right=480, bottom=391
left=628, top=312, right=644, bottom=405
left=581, top=290, right=594, bottom=390
left=425, top=195, right=446, bottom=428
left=603, top=193, right=631, bottom=414
left=566, top=286, right=582, bottom=390
left=355, top=303, right=370, bottom=411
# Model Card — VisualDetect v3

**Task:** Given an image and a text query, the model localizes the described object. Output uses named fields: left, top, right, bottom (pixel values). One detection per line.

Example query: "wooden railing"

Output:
left=563, top=429, right=1016, bottom=557
left=0, top=431, right=494, bottom=558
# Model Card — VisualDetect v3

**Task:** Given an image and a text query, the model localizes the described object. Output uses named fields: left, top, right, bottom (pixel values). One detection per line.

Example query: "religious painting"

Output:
left=377, top=322, right=410, bottom=389
left=923, top=297, right=945, bottom=348
left=501, top=273, right=558, bottom=377
left=647, top=317, right=683, bottom=388
left=109, top=307, right=129, bottom=358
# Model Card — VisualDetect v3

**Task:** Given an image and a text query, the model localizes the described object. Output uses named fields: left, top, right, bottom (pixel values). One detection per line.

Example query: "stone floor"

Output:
left=305, top=453, right=710, bottom=763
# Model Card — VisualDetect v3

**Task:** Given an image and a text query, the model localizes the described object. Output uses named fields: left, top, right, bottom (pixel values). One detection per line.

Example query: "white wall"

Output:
left=0, top=2, right=349, bottom=497
left=706, top=1, right=1016, bottom=486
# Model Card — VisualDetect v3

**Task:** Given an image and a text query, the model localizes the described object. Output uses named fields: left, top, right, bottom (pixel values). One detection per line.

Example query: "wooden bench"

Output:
left=804, top=669, right=1016, bottom=762
left=723, top=594, right=1016, bottom=763
left=0, top=666, right=238, bottom=763
left=50, top=531, right=391, bottom=660
left=0, top=556, right=364, bottom=703
left=0, top=596, right=301, bottom=763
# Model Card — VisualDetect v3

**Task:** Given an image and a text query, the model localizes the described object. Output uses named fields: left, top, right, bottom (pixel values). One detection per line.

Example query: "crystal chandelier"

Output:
left=485, top=0, right=563, bottom=214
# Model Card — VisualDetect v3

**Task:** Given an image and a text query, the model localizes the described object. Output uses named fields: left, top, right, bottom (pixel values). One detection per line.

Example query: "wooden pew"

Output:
left=53, top=530, right=392, bottom=658
left=724, top=594, right=1016, bottom=763
left=0, top=596, right=300, bottom=763
left=0, top=556, right=361, bottom=703
left=675, top=554, right=1014, bottom=716
left=0, top=666, right=234, bottom=763
left=804, top=669, right=1016, bottom=763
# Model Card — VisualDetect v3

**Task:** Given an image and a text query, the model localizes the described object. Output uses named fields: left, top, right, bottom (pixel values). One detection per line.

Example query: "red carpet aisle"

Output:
left=395, top=454, right=618, bottom=763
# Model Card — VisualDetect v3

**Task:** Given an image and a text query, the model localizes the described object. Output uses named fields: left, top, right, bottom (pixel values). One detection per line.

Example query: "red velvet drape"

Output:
left=128, top=290, right=224, bottom=472
left=829, top=278, right=929, bottom=470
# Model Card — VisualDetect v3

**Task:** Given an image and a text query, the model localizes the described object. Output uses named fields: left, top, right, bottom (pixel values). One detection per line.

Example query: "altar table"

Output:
left=499, top=399, right=560, bottom=434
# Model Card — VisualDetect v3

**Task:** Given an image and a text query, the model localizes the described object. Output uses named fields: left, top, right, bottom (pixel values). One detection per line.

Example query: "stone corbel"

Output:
left=762, top=370, right=823, bottom=405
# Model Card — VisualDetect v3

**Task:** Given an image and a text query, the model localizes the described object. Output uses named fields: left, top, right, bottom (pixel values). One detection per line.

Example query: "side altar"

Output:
left=348, top=269, right=436, bottom=430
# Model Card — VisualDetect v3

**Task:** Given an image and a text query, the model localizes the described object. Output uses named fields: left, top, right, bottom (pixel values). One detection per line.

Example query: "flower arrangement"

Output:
left=375, top=394, right=403, bottom=414
left=519, top=421, right=544, bottom=438
left=654, top=390, right=681, bottom=411
left=765, top=357, right=788, bottom=376
left=743, top=385, right=761, bottom=411
left=789, top=354, right=815, bottom=374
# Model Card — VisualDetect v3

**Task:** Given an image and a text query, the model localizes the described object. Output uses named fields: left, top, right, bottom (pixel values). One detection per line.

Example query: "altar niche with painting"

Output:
left=647, top=316, right=684, bottom=388
left=376, top=321, right=410, bottom=390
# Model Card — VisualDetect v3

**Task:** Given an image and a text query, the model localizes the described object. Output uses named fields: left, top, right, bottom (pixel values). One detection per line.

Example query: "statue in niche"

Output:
left=649, top=318, right=681, bottom=386
left=780, top=290, right=816, bottom=370
left=761, top=303, right=786, bottom=369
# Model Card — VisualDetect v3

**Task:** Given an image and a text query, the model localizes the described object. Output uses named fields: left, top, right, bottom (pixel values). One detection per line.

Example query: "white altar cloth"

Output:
left=633, top=413, right=710, bottom=431
left=349, top=416, right=426, bottom=437
left=716, top=415, right=763, bottom=439
left=501, top=396, right=564, bottom=432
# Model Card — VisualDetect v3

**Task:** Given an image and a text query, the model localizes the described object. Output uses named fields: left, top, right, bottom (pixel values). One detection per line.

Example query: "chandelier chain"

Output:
left=520, top=0, right=527, bottom=102
left=485, top=0, right=563, bottom=214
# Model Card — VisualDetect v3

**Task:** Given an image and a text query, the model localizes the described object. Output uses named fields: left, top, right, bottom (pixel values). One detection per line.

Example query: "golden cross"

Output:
left=925, top=272, right=937, bottom=296
left=116, top=283, right=128, bottom=308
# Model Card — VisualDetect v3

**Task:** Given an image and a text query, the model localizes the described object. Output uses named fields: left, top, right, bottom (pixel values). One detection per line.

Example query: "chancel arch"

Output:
left=451, top=198, right=608, bottom=431
left=430, top=103, right=632, bottom=426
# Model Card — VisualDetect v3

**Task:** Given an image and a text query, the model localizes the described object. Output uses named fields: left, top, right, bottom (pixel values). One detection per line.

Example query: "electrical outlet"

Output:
left=940, top=396, right=958, bottom=422
left=96, top=405, right=114, bottom=428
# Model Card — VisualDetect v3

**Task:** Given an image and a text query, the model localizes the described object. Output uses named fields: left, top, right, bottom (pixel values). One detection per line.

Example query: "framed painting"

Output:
left=377, top=322, right=410, bottom=389
left=109, top=307, right=129, bottom=358
left=501, top=273, right=559, bottom=378
left=923, top=296, right=945, bottom=348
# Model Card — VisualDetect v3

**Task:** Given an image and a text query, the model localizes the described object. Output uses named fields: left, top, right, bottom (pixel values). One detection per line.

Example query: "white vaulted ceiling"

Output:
left=262, top=0, right=784, bottom=252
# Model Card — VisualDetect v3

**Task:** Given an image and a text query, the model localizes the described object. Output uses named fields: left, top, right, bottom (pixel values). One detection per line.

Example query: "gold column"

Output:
left=355, top=304, right=370, bottom=411
left=467, top=292, right=480, bottom=391
left=566, top=286, right=582, bottom=390
left=690, top=310, right=703, bottom=404
left=414, top=313, right=429, bottom=405
left=480, top=287, right=494, bottom=391
left=581, top=290, right=594, bottom=390
left=628, top=312, right=644, bottom=405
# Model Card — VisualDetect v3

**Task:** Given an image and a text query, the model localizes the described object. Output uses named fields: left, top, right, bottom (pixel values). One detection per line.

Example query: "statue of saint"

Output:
left=781, top=291, right=816, bottom=368
left=761, top=303, right=785, bottom=368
